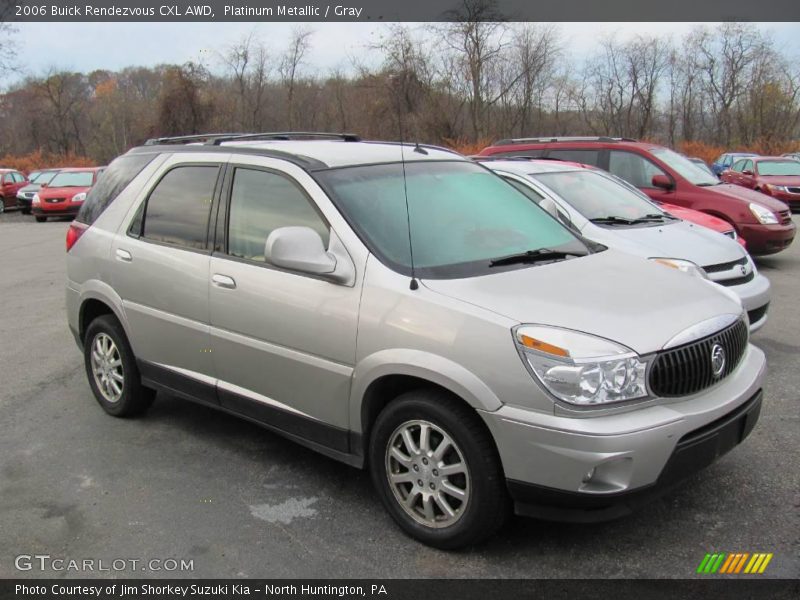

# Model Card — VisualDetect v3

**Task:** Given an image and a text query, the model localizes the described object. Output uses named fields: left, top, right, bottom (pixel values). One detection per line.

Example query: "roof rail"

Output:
left=493, top=136, right=639, bottom=146
left=143, top=133, right=243, bottom=146
left=208, top=132, right=361, bottom=145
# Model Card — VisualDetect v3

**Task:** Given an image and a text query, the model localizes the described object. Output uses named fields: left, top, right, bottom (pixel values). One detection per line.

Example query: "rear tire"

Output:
left=35, top=216, right=46, bottom=222
left=368, top=389, right=510, bottom=549
left=83, top=315, right=154, bottom=418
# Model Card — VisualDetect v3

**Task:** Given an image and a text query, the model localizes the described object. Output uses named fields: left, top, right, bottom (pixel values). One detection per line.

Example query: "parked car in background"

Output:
left=478, top=138, right=795, bottom=255
left=720, top=156, right=800, bottom=212
left=65, top=133, right=765, bottom=549
left=712, top=152, right=759, bottom=176
left=32, top=167, right=105, bottom=222
left=781, top=152, right=800, bottom=162
left=480, top=158, right=770, bottom=331
left=0, top=169, right=28, bottom=213
left=16, top=169, right=60, bottom=214
left=688, top=157, right=717, bottom=178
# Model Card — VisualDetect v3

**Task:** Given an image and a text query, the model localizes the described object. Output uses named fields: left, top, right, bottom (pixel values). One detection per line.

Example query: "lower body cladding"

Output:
left=32, top=204, right=80, bottom=218
left=480, top=344, right=766, bottom=522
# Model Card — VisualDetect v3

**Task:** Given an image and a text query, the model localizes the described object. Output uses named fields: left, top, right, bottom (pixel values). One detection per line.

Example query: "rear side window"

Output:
left=76, top=153, right=157, bottom=225
left=546, top=149, right=600, bottom=166
left=490, top=148, right=546, bottom=159
left=140, top=166, right=219, bottom=250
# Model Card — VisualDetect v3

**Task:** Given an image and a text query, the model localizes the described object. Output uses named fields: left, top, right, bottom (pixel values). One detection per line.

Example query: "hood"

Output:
left=39, top=186, right=90, bottom=197
left=583, top=221, right=745, bottom=269
left=757, top=175, right=800, bottom=187
left=18, top=183, right=42, bottom=194
left=658, top=202, right=729, bottom=231
left=710, top=183, right=789, bottom=212
left=422, top=249, right=743, bottom=355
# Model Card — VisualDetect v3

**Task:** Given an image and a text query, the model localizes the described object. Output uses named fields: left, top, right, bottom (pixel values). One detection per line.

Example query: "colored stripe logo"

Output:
left=697, top=552, right=773, bottom=574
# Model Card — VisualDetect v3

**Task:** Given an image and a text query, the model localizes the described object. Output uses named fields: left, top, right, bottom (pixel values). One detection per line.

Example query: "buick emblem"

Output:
left=711, top=344, right=726, bottom=378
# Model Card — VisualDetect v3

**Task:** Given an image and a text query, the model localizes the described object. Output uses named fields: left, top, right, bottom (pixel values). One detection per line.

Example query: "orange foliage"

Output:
left=678, top=139, right=800, bottom=165
left=441, top=137, right=495, bottom=157
left=0, top=150, right=97, bottom=175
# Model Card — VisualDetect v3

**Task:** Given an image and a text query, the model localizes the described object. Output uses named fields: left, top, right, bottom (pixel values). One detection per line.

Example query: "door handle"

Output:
left=212, top=274, right=237, bottom=289
left=115, top=248, right=132, bottom=262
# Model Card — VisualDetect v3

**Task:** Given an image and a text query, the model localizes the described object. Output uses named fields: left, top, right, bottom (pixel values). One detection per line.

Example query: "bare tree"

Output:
left=279, top=27, right=313, bottom=130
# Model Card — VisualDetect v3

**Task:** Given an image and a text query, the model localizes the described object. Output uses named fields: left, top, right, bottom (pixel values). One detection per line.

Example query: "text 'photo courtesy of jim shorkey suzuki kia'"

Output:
left=66, top=133, right=765, bottom=549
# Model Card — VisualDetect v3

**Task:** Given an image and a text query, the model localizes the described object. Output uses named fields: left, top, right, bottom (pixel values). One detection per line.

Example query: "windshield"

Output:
left=650, top=147, right=719, bottom=186
left=532, top=170, right=667, bottom=222
left=48, top=171, right=94, bottom=188
left=757, top=160, right=800, bottom=176
left=316, top=161, right=587, bottom=278
left=33, top=171, right=58, bottom=185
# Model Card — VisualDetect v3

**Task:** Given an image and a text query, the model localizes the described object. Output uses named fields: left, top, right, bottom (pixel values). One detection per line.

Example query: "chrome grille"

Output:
left=703, top=256, right=747, bottom=274
left=649, top=319, right=749, bottom=397
left=717, top=272, right=755, bottom=287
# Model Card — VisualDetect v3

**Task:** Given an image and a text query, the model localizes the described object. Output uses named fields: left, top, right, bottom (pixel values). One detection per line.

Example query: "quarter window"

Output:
left=227, top=168, right=329, bottom=262
left=546, top=149, right=600, bottom=166
left=608, top=151, right=666, bottom=188
left=141, top=165, right=219, bottom=250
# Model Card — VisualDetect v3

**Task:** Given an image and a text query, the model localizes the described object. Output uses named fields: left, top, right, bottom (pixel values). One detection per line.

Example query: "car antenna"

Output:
left=398, top=114, right=419, bottom=290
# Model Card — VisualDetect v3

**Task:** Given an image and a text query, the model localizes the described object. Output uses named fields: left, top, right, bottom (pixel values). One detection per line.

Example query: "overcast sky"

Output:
left=8, top=21, right=800, bottom=82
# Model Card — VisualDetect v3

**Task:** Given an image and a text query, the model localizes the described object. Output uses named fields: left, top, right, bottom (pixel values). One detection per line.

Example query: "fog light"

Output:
left=582, top=467, right=597, bottom=484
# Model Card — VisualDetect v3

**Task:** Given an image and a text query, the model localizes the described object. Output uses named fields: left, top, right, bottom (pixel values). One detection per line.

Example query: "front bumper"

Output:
left=738, top=221, right=795, bottom=255
left=32, top=204, right=80, bottom=217
left=16, top=196, right=33, bottom=208
left=725, top=272, right=770, bottom=333
left=479, top=344, right=766, bottom=521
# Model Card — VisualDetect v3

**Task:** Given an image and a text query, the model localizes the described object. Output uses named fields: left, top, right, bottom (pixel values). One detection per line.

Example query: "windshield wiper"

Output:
left=589, top=216, right=637, bottom=225
left=489, top=248, right=585, bottom=267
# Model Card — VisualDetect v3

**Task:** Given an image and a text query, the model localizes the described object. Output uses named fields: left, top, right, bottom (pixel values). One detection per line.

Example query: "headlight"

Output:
left=763, top=184, right=787, bottom=194
left=32, top=193, right=40, bottom=206
left=513, top=325, right=649, bottom=406
left=649, top=257, right=708, bottom=279
left=749, top=202, right=778, bottom=225
left=72, top=192, right=86, bottom=202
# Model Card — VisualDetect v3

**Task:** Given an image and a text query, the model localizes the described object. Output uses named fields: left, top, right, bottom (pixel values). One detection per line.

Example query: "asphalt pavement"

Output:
left=1, top=209, right=798, bottom=578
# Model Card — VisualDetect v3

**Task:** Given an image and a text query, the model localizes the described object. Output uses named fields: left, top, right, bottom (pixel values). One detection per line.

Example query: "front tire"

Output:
left=369, top=389, right=509, bottom=549
left=83, top=315, right=154, bottom=417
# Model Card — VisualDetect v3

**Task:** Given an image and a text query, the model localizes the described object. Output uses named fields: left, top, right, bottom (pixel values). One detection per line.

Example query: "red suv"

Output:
left=720, top=156, right=800, bottom=212
left=32, top=167, right=105, bottom=222
left=479, top=137, right=795, bottom=255
left=0, top=169, right=28, bottom=213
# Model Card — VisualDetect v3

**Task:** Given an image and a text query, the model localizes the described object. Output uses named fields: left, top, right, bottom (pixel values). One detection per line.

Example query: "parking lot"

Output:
left=0, top=209, right=798, bottom=579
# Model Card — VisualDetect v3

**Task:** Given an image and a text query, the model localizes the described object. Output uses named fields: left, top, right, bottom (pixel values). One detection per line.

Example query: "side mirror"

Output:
left=651, top=174, right=673, bottom=190
left=742, top=169, right=754, bottom=176
left=40, top=183, right=48, bottom=188
left=265, top=226, right=355, bottom=285
left=539, top=197, right=560, bottom=220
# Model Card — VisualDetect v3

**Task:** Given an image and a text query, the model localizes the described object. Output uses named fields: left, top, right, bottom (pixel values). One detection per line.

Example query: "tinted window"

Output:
left=77, top=153, right=157, bottom=225
left=743, top=160, right=754, bottom=172
left=316, top=161, right=587, bottom=279
left=731, top=159, right=746, bottom=172
left=491, top=149, right=546, bottom=159
left=2, top=173, right=12, bottom=183
left=142, top=166, right=219, bottom=250
left=608, top=151, right=666, bottom=188
left=227, top=168, right=329, bottom=261
left=546, top=149, right=600, bottom=166
left=12, top=172, right=25, bottom=182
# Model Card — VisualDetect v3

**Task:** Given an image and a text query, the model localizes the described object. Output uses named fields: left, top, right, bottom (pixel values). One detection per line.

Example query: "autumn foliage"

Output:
left=677, top=140, right=800, bottom=166
left=0, top=150, right=97, bottom=175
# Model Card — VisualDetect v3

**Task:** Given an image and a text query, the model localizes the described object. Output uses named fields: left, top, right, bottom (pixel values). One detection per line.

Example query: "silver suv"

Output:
left=66, top=133, right=766, bottom=549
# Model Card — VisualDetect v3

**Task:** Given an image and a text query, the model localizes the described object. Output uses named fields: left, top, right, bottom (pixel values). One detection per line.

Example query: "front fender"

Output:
left=349, top=348, right=503, bottom=433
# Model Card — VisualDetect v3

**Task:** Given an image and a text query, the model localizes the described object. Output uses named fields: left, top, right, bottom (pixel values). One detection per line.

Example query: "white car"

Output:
left=481, top=158, right=771, bottom=332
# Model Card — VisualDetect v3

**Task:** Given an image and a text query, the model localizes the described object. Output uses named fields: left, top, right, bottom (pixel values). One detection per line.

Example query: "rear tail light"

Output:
left=66, top=221, right=88, bottom=251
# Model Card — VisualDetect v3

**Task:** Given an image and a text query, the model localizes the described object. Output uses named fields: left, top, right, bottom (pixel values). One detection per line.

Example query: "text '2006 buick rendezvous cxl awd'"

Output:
left=66, top=133, right=765, bottom=549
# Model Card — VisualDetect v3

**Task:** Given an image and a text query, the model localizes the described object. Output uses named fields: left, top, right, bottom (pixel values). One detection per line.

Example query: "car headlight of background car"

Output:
left=749, top=202, right=779, bottom=225
left=72, top=192, right=86, bottom=203
left=650, top=257, right=709, bottom=279
left=763, top=184, right=788, bottom=194
left=513, top=325, right=649, bottom=406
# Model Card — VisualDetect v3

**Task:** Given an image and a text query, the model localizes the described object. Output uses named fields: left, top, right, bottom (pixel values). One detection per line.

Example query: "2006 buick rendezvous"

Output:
left=66, top=133, right=765, bottom=549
